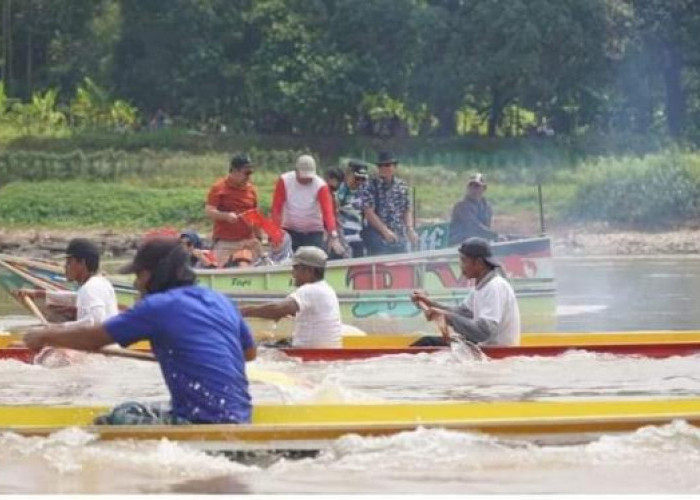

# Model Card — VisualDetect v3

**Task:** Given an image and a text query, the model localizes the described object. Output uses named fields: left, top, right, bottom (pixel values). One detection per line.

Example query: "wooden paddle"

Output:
left=21, top=295, right=49, bottom=325
left=416, top=300, right=451, bottom=343
left=20, top=295, right=301, bottom=385
left=415, top=297, right=486, bottom=360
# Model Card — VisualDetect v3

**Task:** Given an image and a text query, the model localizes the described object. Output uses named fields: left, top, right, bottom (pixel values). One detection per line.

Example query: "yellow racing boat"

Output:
left=1, top=398, right=699, bottom=449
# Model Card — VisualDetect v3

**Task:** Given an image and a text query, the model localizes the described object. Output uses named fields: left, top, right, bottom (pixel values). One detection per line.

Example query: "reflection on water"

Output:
left=555, top=256, right=700, bottom=331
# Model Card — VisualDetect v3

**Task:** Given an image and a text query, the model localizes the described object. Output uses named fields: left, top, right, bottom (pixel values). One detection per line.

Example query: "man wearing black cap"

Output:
left=449, top=173, right=499, bottom=244
left=15, top=238, right=118, bottom=328
left=336, top=160, right=370, bottom=257
left=13, top=238, right=119, bottom=365
left=359, top=152, right=419, bottom=255
left=205, top=153, right=262, bottom=267
left=411, top=237, right=520, bottom=346
left=24, top=237, right=256, bottom=425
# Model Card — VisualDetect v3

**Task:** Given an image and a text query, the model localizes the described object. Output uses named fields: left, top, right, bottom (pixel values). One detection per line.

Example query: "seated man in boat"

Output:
left=14, top=238, right=119, bottom=365
left=179, top=229, right=218, bottom=268
left=448, top=173, right=500, bottom=245
left=23, top=237, right=256, bottom=425
left=240, top=246, right=343, bottom=348
left=411, top=237, right=520, bottom=347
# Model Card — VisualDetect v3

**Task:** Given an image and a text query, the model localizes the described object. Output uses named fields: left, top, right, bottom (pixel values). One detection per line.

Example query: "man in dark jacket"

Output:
left=449, top=173, right=499, bottom=245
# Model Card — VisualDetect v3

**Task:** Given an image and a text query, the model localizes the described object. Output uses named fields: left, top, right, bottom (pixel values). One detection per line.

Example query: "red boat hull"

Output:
left=3, top=342, right=700, bottom=364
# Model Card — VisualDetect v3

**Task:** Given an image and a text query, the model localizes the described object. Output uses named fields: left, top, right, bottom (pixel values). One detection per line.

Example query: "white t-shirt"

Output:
left=461, top=274, right=521, bottom=346
left=288, top=280, right=342, bottom=347
left=47, top=275, right=119, bottom=327
left=280, top=171, right=327, bottom=233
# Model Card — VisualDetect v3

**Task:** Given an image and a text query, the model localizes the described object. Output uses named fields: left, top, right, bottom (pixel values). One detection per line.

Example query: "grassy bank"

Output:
left=1, top=150, right=699, bottom=232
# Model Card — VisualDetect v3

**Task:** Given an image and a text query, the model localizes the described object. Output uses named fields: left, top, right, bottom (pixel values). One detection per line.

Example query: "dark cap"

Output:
left=64, top=238, right=100, bottom=262
left=179, top=229, right=202, bottom=249
left=118, top=237, right=182, bottom=274
left=376, top=151, right=398, bottom=166
left=349, top=161, right=369, bottom=178
left=230, top=153, right=254, bottom=169
left=458, top=237, right=501, bottom=268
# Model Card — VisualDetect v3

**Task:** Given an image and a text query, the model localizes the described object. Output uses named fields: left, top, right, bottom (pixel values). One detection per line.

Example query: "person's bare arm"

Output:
left=23, top=324, right=114, bottom=352
left=244, top=346, right=257, bottom=361
left=239, top=298, right=299, bottom=321
left=205, top=204, right=239, bottom=223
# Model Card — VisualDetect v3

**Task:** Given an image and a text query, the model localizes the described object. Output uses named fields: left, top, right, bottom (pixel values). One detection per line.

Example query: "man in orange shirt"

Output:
left=205, top=154, right=262, bottom=267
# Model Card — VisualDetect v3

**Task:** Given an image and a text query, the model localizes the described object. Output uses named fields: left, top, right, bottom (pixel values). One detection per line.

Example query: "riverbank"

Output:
left=2, top=224, right=700, bottom=260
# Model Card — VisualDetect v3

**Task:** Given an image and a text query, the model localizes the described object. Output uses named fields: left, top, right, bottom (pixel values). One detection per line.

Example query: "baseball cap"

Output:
left=63, top=238, right=100, bottom=263
left=292, top=246, right=327, bottom=268
left=118, top=237, right=182, bottom=274
left=458, top=237, right=501, bottom=268
left=231, top=153, right=254, bottom=169
left=295, top=155, right=317, bottom=179
left=179, top=229, right=202, bottom=249
left=349, top=161, right=369, bottom=178
left=468, top=173, right=486, bottom=186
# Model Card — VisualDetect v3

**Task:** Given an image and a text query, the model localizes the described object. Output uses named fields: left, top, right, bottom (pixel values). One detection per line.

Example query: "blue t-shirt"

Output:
left=104, top=286, right=254, bottom=424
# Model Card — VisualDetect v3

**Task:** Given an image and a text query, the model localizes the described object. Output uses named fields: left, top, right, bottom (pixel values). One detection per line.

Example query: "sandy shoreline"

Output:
left=2, top=225, right=700, bottom=260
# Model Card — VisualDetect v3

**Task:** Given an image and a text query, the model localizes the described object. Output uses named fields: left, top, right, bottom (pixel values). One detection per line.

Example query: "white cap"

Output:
left=295, top=155, right=317, bottom=179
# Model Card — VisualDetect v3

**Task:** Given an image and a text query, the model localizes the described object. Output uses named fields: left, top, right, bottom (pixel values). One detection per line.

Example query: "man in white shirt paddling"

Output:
left=15, top=238, right=119, bottom=364
left=240, top=246, right=343, bottom=348
left=411, top=237, right=521, bottom=346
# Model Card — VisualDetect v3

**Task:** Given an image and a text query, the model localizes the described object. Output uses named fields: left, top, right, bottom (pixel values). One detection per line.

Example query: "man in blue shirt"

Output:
left=24, top=237, right=256, bottom=425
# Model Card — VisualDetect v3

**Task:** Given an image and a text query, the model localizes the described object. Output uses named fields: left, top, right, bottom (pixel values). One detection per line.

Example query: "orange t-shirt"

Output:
left=206, top=177, right=258, bottom=241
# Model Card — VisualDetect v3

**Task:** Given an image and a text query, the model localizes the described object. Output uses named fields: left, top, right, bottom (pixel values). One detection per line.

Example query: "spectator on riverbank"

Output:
left=449, top=173, right=499, bottom=245
left=205, top=153, right=262, bottom=267
left=271, top=155, right=342, bottom=253
left=359, top=152, right=418, bottom=255
left=336, top=161, right=369, bottom=258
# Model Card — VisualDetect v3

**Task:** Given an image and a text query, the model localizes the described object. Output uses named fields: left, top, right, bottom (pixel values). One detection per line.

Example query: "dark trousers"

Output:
left=363, top=226, right=407, bottom=256
left=286, top=229, right=325, bottom=252
left=349, top=241, right=365, bottom=258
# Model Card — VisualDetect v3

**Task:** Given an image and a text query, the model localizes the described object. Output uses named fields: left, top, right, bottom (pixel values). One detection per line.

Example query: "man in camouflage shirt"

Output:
left=359, top=152, right=419, bottom=255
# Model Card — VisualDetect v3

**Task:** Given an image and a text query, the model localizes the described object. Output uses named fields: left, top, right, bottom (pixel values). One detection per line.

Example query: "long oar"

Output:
left=20, top=296, right=301, bottom=386
left=416, top=301, right=451, bottom=343
left=416, top=300, right=485, bottom=361
left=21, top=295, right=49, bottom=326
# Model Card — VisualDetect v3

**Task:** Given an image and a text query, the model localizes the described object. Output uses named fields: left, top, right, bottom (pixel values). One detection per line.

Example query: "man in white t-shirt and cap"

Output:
left=14, top=238, right=119, bottom=364
left=240, top=246, right=342, bottom=348
left=410, top=237, right=520, bottom=346
left=271, top=154, right=343, bottom=254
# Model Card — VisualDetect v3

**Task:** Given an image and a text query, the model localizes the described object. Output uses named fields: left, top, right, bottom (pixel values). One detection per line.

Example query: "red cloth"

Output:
left=240, top=210, right=284, bottom=246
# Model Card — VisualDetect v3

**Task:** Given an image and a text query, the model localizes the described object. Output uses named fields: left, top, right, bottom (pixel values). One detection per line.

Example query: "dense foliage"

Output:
left=1, top=0, right=699, bottom=140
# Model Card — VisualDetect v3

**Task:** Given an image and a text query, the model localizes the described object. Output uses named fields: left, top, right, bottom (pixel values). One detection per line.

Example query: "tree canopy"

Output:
left=1, top=0, right=699, bottom=139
